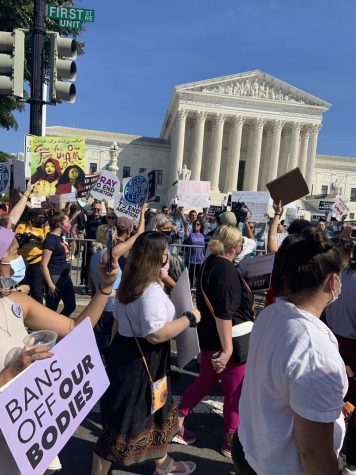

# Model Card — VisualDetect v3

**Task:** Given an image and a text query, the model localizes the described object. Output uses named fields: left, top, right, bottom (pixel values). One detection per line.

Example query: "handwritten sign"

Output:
left=231, top=191, right=270, bottom=223
left=0, top=318, right=109, bottom=475
left=177, top=180, right=211, bottom=208
left=90, top=170, right=120, bottom=201
left=114, top=193, right=140, bottom=221
left=331, top=197, right=349, bottom=217
left=30, top=196, right=46, bottom=208
left=238, top=253, right=275, bottom=292
left=0, top=162, right=10, bottom=194
left=123, top=172, right=148, bottom=205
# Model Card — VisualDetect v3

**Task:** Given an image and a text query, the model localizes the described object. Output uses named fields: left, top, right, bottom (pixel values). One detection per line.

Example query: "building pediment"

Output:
left=175, top=70, right=331, bottom=109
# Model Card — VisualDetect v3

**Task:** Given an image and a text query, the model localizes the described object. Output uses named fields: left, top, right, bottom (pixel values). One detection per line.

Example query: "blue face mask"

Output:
left=0, top=256, right=26, bottom=289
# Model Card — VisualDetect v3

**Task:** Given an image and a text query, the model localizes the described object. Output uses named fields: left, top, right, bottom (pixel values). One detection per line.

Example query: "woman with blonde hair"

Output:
left=175, top=225, right=255, bottom=458
left=92, top=231, right=200, bottom=475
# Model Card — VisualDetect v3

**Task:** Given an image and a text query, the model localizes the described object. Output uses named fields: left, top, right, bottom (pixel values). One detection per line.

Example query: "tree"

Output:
left=0, top=0, right=85, bottom=130
left=0, top=151, right=14, bottom=162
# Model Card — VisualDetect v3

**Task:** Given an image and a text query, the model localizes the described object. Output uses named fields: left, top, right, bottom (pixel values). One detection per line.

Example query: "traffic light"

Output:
left=0, top=29, right=25, bottom=98
left=49, top=33, right=77, bottom=103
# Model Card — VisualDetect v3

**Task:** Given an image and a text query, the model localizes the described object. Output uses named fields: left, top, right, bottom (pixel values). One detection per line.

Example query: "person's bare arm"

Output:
left=267, top=201, right=283, bottom=253
left=7, top=182, right=34, bottom=229
left=112, top=203, right=148, bottom=259
left=243, top=218, right=255, bottom=241
left=40, top=248, right=57, bottom=294
left=294, top=413, right=339, bottom=475
left=161, top=275, right=176, bottom=288
left=212, top=318, right=233, bottom=372
left=146, top=309, right=200, bottom=344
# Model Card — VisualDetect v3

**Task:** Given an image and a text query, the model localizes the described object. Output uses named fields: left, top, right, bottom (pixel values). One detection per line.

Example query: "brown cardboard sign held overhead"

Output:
left=266, top=168, right=309, bottom=207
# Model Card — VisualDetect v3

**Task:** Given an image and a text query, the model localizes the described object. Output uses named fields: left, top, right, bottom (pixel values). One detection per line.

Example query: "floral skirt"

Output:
left=95, top=333, right=179, bottom=466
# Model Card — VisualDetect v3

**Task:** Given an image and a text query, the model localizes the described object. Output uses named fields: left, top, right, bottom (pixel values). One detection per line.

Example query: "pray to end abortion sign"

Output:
left=0, top=318, right=109, bottom=475
left=90, top=169, right=120, bottom=200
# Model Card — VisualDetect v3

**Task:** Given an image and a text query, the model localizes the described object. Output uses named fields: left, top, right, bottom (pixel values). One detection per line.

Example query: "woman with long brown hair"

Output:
left=92, top=231, right=200, bottom=475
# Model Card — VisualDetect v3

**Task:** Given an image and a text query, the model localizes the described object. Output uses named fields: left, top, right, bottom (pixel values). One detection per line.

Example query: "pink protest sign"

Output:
left=0, top=318, right=109, bottom=474
left=0, top=227, right=15, bottom=259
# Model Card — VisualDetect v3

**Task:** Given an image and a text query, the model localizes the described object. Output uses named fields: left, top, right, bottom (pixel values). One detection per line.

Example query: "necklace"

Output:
left=0, top=297, right=11, bottom=337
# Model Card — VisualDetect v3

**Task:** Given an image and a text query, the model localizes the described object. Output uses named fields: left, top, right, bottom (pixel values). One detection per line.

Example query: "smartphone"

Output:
left=106, top=228, right=113, bottom=273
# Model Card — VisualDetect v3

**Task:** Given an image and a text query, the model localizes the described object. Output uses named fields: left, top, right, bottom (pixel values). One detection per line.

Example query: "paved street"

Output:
left=59, top=353, right=236, bottom=475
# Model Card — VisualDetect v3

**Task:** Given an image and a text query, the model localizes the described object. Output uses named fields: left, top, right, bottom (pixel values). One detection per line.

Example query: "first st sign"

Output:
left=47, top=5, right=95, bottom=26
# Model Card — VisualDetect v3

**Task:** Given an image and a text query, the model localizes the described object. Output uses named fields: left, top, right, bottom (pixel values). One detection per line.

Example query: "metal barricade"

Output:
left=169, top=243, right=206, bottom=291
left=65, top=237, right=95, bottom=287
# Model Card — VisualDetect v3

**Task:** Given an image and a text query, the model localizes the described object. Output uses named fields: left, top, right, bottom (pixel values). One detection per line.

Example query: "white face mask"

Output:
left=0, top=256, right=26, bottom=289
left=329, top=275, right=342, bottom=305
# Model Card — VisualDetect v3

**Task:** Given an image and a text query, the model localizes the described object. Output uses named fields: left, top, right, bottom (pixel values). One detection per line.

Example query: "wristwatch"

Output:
left=183, top=311, right=197, bottom=328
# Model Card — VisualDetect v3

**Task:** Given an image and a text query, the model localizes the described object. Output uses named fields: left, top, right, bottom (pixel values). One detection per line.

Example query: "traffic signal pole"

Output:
left=29, top=0, right=46, bottom=136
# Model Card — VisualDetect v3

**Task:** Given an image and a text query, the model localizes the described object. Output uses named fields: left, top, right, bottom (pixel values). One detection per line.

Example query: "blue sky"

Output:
left=1, top=0, right=356, bottom=157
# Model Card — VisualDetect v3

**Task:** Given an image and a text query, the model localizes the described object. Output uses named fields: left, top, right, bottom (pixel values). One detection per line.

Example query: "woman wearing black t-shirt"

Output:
left=175, top=225, right=254, bottom=458
left=41, top=211, right=76, bottom=316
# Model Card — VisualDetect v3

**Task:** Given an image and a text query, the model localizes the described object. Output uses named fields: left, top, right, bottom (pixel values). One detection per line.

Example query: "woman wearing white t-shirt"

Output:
left=235, top=228, right=348, bottom=475
left=92, top=231, right=201, bottom=475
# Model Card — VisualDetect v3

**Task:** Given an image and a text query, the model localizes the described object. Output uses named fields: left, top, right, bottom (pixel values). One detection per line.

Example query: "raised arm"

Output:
left=267, top=201, right=283, bottom=253
left=7, top=181, right=34, bottom=229
left=112, top=203, right=148, bottom=259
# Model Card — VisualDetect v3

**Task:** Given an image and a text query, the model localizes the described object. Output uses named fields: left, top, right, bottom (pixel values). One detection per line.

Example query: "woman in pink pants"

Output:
left=174, top=224, right=254, bottom=458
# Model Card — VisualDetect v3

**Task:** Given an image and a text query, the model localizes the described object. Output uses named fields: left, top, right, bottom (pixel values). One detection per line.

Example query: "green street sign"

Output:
left=46, top=5, right=95, bottom=26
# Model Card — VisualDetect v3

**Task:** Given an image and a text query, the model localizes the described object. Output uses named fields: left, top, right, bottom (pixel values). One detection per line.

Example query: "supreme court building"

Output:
left=46, top=70, right=356, bottom=216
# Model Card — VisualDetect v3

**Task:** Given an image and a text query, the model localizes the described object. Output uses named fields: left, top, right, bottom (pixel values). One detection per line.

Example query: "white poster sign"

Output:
left=114, top=193, right=141, bottom=221
left=331, top=196, right=349, bottom=217
left=231, top=191, right=270, bottom=223
left=171, top=269, right=200, bottom=368
left=177, top=180, right=211, bottom=208
left=238, top=253, right=275, bottom=292
left=13, top=159, right=26, bottom=192
left=24, top=134, right=32, bottom=179
left=90, top=170, right=120, bottom=201
left=30, top=196, right=46, bottom=208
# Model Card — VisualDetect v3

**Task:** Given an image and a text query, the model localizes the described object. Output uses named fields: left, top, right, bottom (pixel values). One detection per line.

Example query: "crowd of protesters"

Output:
left=0, top=184, right=355, bottom=475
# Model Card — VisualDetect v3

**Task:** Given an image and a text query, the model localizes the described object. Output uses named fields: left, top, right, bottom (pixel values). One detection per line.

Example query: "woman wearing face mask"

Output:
left=235, top=228, right=347, bottom=475
left=41, top=212, right=76, bottom=316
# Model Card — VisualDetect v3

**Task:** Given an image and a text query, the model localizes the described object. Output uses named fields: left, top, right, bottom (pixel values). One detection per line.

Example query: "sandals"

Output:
left=154, top=456, right=196, bottom=475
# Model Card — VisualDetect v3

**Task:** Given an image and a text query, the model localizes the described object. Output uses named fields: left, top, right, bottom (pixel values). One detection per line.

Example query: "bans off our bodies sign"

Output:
left=0, top=319, right=109, bottom=474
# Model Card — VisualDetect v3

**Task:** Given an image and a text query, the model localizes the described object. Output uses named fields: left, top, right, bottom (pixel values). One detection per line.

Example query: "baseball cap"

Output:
left=218, top=211, right=237, bottom=226
left=116, top=217, right=134, bottom=231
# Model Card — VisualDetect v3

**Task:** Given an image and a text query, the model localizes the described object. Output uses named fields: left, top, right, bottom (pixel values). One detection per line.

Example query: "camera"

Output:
left=231, top=201, right=249, bottom=223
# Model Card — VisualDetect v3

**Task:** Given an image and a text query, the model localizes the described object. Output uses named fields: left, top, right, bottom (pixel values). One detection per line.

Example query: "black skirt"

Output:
left=95, top=333, right=179, bottom=466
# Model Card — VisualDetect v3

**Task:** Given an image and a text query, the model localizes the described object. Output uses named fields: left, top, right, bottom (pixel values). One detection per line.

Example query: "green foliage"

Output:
left=0, top=150, right=14, bottom=161
left=0, top=0, right=86, bottom=130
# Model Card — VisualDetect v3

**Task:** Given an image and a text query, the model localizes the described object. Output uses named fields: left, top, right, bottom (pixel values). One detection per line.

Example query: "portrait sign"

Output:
left=30, top=136, right=86, bottom=196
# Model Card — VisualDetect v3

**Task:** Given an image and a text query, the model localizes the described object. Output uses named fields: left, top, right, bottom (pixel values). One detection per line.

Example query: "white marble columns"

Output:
left=191, top=111, right=207, bottom=180
left=267, top=120, right=284, bottom=183
left=208, top=114, right=226, bottom=191
left=223, top=115, right=245, bottom=192
left=245, top=118, right=265, bottom=190
left=171, top=109, right=187, bottom=183
left=288, top=122, right=302, bottom=170
left=305, top=124, right=321, bottom=190
left=298, top=128, right=310, bottom=177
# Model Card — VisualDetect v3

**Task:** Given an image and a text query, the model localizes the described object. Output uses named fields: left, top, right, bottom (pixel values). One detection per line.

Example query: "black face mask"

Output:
left=162, top=230, right=171, bottom=237
left=32, top=219, right=44, bottom=227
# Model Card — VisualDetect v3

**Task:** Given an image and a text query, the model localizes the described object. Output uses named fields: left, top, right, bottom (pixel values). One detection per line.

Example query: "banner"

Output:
left=30, top=136, right=86, bottom=196
left=0, top=318, right=109, bottom=475
left=90, top=170, right=120, bottom=201
left=0, top=162, right=11, bottom=195
left=231, top=191, right=270, bottom=223
left=77, top=173, right=100, bottom=198
left=238, top=253, right=275, bottom=292
left=13, top=159, right=26, bottom=192
left=177, top=180, right=210, bottom=208
left=114, top=193, right=141, bottom=221
left=122, top=172, right=149, bottom=205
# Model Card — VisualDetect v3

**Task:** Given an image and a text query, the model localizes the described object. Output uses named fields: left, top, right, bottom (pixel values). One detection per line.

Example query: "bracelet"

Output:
left=183, top=311, right=197, bottom=328
left=274, top=213, right=281, bottom=216
left=98, top=284, right=112, bottom=296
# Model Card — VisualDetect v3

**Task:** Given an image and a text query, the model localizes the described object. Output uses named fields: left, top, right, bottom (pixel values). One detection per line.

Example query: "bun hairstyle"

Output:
left=208, top=225, right=242, bottom=256
left=273, top=227, right=343, bottom=296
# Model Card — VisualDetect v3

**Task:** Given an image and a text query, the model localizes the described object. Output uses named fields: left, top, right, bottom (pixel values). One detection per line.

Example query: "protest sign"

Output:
left=0, top=227, right=15, bottom=259
left=238, top=253, right=275, bottom=292
left=114, top=193, right=141, bottom=221
left=311, top=213, right=325, bottom=222
left=0, top=162, right=11, bottom=195
left=31, top=136, right=86, bottom=196
left=147, top=170, right=156, bottom=201
left=0, top=318, right=109, bottom=475
left=285, top=207, right=298, bottom=226
left=90, top=170, right=120, bottom=201
left=30, top=196, right=46, bottom=208
left=208, top=205, right=223, bottom=216
left=122, top=172, right=149, bottom=205
left=171, top=269, right=200, bottom=368
left=266, top=167, right=309, bottom=206
left=177, top=180, right=210, bottom=208
left=231, top=191, right=270, bottom=223
left=331, top=197, right=349, bottom=217
left=77, top=173, right=100, bottom=198
left=318, top=201, right=334, bottom=211
left=13, top=159, right=26, bottom=192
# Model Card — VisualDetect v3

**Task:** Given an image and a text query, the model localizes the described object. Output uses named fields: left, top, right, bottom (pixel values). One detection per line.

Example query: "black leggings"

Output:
left=45, top=271, right=76, bottom=316
left=231, top=432, right=257, bottom=475
left=23, top=262, right=44, bottom=304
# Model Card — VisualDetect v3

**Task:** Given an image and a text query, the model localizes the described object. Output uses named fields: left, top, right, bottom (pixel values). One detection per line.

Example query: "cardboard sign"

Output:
left=13, top=159, right=26, bottom=192
left=266, top=168, right=309, bottom=207
left=231, top=191, right=270, bottom=223
left=177, top=180, right=211, bottom=208
left=0, top=227, right=15, bottom=259
left=0, top=318, right=109, bottom=475
left=122, top=172, right=149, bottom=205
left=90, top=170, right=120, bottom=201
left=77, top=173, right=100, bottom=198
left=238, top=253, right=275, bottom=292
left=0, top=162, right=11, bottom=195
left=114, top=193, right=140, bottom=221
left=331, top=197, right=349, bottom=217
left=171, top=269, right=200, bottom=368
